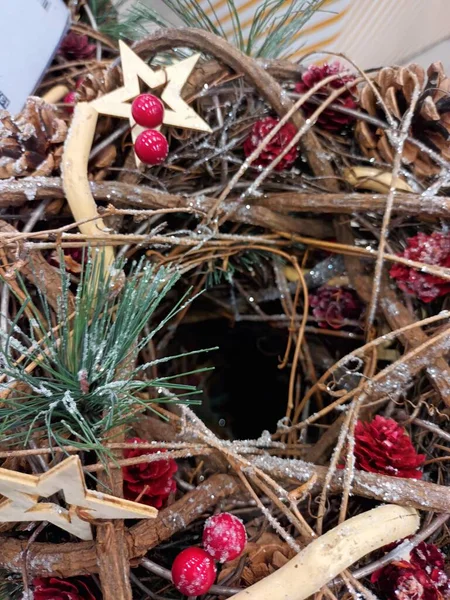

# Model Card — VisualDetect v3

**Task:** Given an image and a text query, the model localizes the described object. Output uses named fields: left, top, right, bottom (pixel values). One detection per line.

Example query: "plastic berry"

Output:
left=134, top=130, right=168, bottom=165
left=131, top=93, right=164, bottom=128
left=202, top=512, right=247, bottom=563
left=171, top=547, right=217, bottom=596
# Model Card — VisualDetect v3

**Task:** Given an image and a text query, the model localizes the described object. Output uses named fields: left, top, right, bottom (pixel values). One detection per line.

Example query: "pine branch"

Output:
left=0, top=254, right=213, bottom=456
left=87, top=0, right=326, bottom=58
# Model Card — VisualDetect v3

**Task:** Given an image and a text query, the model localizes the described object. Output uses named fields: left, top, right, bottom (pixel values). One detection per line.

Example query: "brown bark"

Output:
left=380, top=282, right=450, bottom=408
left=1, top=179, right=448, bottom=223
left=253, top=457, right=450, bottom=513
left=257, top=191, right=450, bottom=218
left=96, top=426, right=132, bottom=600
left=0, top=474, right=239, bottom=577
left=0, top=178, right=332, bottom=239
left=0, top=219, right=73, bottom=312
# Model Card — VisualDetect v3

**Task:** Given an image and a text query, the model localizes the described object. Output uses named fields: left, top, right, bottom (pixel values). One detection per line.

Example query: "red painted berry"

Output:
left=171, top=547, right=217, bottom=596
left=134, top=130, right=168, bottom=165
left=202, top=512, right=247, bottom=563
left=131, top=93, right=164, bottom=128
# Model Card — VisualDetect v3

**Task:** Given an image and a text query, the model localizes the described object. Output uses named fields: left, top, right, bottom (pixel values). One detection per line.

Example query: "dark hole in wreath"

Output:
left=170, top=319, right=291, bottom=440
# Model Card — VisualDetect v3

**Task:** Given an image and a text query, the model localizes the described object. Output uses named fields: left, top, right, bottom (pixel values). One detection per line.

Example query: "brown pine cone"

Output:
left=76, top=66, right=122, bottom=103
left=355, top=62, right=450, bottom=178
left=0, top=97, right=67, bottom=179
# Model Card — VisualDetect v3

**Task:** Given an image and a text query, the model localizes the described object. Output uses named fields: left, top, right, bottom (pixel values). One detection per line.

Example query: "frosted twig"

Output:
left=367, top=73, right=421, bottom=325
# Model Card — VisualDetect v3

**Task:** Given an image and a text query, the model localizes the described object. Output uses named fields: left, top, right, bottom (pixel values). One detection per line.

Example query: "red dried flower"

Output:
left=371, top=541, right=449, bottom=600
left=243, top=117, right=298, bottom=171
left=390, top=232, right=450, bottom=302
left=122, top=437, right=177, bottom=508
left=48, top=248, right=86, bottom=274
left=59, top=32, right=96, bottom=61
left=354, top=416, right=425, bottom=479
left=295, top=62, right=357, bottom=132
left=33, top=577, right=95, bottom=600
left=309, top=286, right=362, bottom=329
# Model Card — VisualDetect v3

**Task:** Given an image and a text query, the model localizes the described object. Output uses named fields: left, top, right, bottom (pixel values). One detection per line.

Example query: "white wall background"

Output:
left=117, top=0, right=450, bottom=71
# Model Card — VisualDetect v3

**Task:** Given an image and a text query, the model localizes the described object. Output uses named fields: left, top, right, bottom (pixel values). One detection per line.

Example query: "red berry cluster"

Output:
left=171, top=512, right=247, bottom=596
left=131, top=94, right=168, bottom=165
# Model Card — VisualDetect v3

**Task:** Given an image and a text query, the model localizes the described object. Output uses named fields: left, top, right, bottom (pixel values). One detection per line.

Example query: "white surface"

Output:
left=0, top=0, right=69, bottom=114
left=118, top=0, right=450, bottom=70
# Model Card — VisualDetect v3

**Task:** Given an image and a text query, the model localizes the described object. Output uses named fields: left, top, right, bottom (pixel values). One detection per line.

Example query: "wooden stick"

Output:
left=230, top=505, right=419, bottom=600
left=42, top=85, right=70, bottom=104
left=61, top=103, right=114, bottom=270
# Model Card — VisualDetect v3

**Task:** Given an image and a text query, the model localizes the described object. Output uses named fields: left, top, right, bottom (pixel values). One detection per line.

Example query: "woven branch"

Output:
left=0, top=474, right=239, bottom=577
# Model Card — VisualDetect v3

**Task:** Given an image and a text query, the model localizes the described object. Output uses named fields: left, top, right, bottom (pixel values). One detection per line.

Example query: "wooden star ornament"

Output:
left=90, top=41, right=212, bottom=158
left=62, top=42, right=211, bottom=270
left=0, top=456, right=157, bottom=540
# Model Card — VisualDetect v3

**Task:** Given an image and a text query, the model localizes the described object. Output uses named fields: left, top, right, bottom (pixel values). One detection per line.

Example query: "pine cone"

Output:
left=0, top=97, right=67, bottom=179
left=356, top=62, right=450, bottom=178
left=76, top=66, right=122, bottom=103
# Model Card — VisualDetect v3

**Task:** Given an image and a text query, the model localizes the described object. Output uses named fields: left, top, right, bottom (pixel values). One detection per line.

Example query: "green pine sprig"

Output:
left=88, top=0, right=326, bottom=58
left=0, top=254, right=213, bottom=455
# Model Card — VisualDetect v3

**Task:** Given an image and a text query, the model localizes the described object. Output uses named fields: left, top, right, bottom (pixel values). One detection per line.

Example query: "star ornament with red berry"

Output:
left=62, top=42, right=212, bottom=267
left=90, top=41, right=211, bottom=165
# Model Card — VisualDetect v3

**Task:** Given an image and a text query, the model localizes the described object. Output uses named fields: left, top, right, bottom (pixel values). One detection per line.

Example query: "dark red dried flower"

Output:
left=309, top=286, right=362, bottom=329
left=243, top=117, right=298, bottom=171
left=390, top=232, right=450, bottom=302
left=354, top=416, right=425, bottom=479
left=33, top=577, right=95, bottom=600
left=59, top=32, right=96, bottom=61
left=371, top=541, right=449, bottom=600
left=122, top=437, right=177, bottom=508
left=295, top=62, right=357, bottom=132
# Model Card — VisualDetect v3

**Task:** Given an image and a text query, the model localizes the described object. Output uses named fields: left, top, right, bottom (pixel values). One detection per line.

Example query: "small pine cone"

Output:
left=76, top=66, right=122, bottom=103
left=356, top=62, right=450, bottom=178
left=295, top=62, right=357, bottom=132
left=0, top=97, right=67, bottom=179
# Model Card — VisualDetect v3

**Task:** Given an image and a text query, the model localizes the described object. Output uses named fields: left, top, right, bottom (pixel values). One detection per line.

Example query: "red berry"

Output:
left=134, top=130, right=168, bottom=165
left=202, top=513, right=247, bottom=563
left=171, top=547, right=217, bottom=596
left=131, top=93, right=164, bottom=128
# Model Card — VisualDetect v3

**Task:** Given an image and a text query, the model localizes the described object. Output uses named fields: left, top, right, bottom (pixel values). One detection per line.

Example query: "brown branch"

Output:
left=0, top=220, right=73, bottom=312
left=380, top=281, right=450, bottom=408
left=257, top=191, right=450, bottom=219
left=252, top=457, right=450, bottom=513
left=96, top=425, right=132, bottom=600
left=133, top=29, right=337, bottom=188
left=0, top=178, right=332, bottom=239
left=0, top=474, right=239, bottom=577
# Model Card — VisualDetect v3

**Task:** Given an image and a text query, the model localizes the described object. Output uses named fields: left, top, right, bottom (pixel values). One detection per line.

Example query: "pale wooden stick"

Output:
left=42, top=85, right=70, bottom=104
left=230, top=505, right=419, bottom=600
left=61, top=102, right=114, bottom=270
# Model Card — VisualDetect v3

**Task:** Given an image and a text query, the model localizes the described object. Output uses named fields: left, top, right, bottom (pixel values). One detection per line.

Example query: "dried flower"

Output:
left=309, top=286, right=362, bottom=329
left=33, top=577, right=95, bottom=600
left=295, top=62, right=357, bottom=132
left=390, top=232, right=450, bottom=302
left=371, top=541, right=449, bottom=600
left=354, top=416, right=425, bottom=479
left=59, top=32, right=96, bottom=61
left=243, top=117, right=298, bottom=171
left=48, top=248, right=86, bottom=274
left=122, top=437, right=177, bottom=508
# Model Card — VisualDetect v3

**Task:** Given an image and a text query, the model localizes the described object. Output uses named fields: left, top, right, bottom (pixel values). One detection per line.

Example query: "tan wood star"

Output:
left=0, top=456, right=157, bottom=540
left=90, top=41, right=211, bottom=160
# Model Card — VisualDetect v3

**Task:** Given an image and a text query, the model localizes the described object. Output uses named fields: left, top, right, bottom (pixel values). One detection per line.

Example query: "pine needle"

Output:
left=0, top=254, right=213, bottom=457
left=87, top=0, right=326, bottom=58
